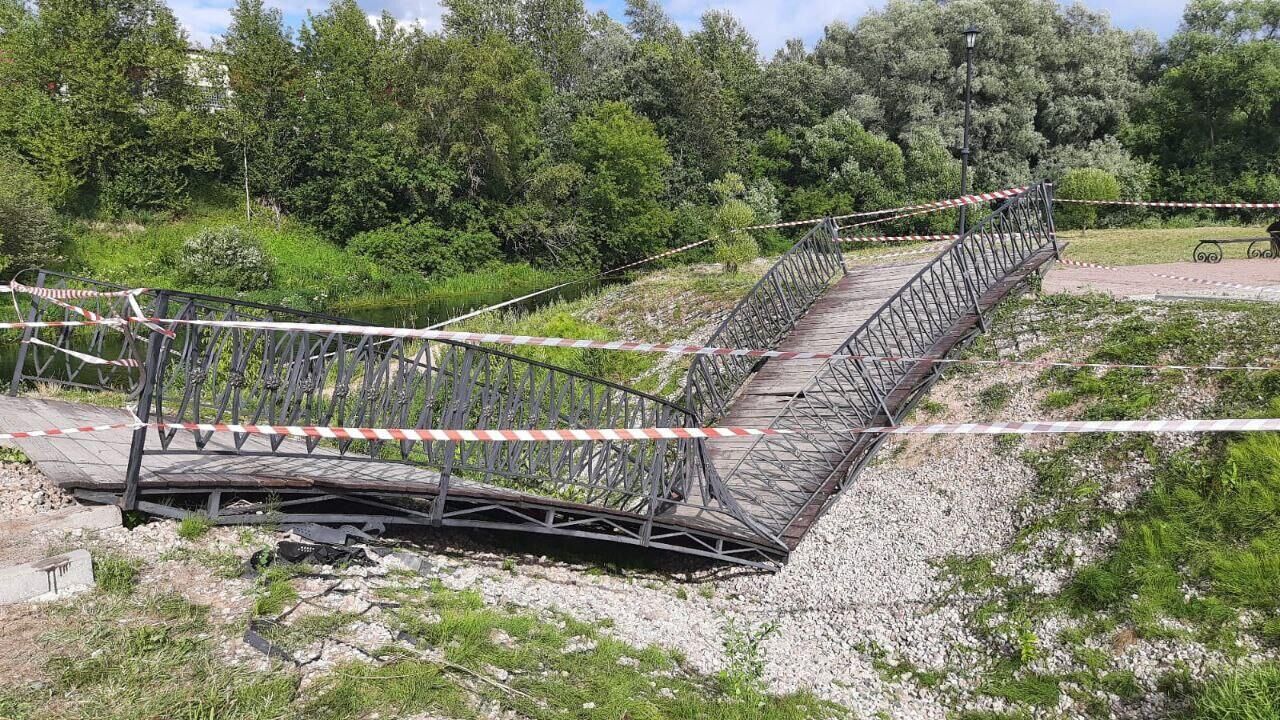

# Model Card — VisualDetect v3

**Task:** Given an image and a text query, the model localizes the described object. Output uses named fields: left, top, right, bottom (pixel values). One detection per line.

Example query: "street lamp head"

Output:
left=963, top=25, right=980, bottom=49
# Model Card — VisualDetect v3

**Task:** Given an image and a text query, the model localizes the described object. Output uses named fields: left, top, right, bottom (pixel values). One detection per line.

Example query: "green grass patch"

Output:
left=93, top=553, right=141, bottom=596
left=384, top=581, right=845, bottom=720
left=1060, top=225, right=1270, bottom=266
left=176, top=512, right=213, bottom=540
left=978, top=382, right=1014, bottom=412
left=1189, top=663, right=1280, bottom=720
left=3, top=591, right=297, bottom=720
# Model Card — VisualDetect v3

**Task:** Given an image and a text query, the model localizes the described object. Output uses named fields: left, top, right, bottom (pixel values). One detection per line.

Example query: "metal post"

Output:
left=1044, top=182, right=1060, bottom=259
left=432, top=349, right=475, bottom=526
left=8, top=270, right=44, bottom=396
left=830, top=219, right=849, bottom=275
left=959, top=27, right=979, bottom=236
left=122, top=292, right=169, bottom=511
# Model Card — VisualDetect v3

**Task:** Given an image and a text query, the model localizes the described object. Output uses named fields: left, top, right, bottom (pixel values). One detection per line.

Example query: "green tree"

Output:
left=1056, top=168, right=1121, bottom=232
left=708, top=174, right=757, bottom=272
left=221, top=0, right=299, bottom=210
left=571, top=101, right=673, bottom=266
left=1127, top=39, right=1280, bottom=201
left=690, top=11, right=761, bottom=108
left=0, top=0, right=217, bottom=213
left=787, top=110, right=907, bottom=221
left=623, top=40, right=741, bottom=192
left=812, top=0, right=1143, bottom=189
left=413, top=33, right=551, bottom=205
left=288, top=2, right=448, bottom=240
left=0, top=154, right=64, bottom=277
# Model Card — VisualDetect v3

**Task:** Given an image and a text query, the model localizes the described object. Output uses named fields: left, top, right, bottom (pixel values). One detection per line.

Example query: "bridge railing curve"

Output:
left=5, top=270, right=778, bottom=562
left=713, top=182, right=1058, bottom=541
left=684, top=218, right=845, bottom=424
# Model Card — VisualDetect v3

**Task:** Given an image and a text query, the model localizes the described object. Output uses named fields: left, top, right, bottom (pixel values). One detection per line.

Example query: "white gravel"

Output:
left=3, top=297, right=1274, bottom=719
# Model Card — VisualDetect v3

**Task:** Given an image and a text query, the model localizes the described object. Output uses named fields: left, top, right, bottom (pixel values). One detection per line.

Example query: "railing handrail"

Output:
left=684, top=218, right=844, bottom=423
left=707, top=182, right=1055, bottom=542
left=12, top=270, right=696, bottom=418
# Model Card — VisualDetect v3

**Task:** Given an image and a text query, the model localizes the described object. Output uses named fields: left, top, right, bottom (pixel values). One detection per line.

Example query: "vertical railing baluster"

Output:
left=123, top=291, right=170, bottom=512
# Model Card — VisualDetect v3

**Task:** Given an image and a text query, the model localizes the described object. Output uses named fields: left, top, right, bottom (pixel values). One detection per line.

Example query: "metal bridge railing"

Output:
left=685, top=218, right=845, bottom=424
left=5, top=270, right=775, bottom=559
left=712, top=183, right=1057, bottom=541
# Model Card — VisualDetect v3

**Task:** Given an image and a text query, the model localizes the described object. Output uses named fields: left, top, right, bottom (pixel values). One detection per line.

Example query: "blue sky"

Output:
left=174, top=0, right=1188, bottom=53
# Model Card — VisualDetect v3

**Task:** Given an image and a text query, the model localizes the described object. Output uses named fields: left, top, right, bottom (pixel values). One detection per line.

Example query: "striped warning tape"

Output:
left=1057, top=199, right=1280, bottom=209
left=2, top=315, right=1277, bottom=372
left=0, top=319, right=126, bottom=330
left=0, top=421, right=141, bottom=441
left=744, top=185, right=1031, bottom=231
left=4, top=417, right=1280, bottom=444
left=1057, top=258, right=1280, bottom=295
left=1, top=283, right=147, bottom=300
left=25, top=337, right=140, bottom=367
left=842, top=234, right=961, bottom=244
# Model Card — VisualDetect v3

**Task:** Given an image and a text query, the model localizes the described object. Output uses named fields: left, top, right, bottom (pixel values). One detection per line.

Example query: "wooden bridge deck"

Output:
left=704, top=261, right=925, bottom=464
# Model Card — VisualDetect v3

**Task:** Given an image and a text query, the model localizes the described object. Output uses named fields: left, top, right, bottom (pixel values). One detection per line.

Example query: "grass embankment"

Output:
left=457, top=261, right=769, bottom=398
left=934, top=294, right=1280, bottom=718
left=1058, top=225, right=1270, bottom=266
left=0, top=540, right=838, bottom=720
left=56, top=193, right=561, bottom=314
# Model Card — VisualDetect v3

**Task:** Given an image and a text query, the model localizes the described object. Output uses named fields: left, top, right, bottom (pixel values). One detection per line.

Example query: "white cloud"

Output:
left=169, top=0, right=1182, bottom=55
left=663, top=0, right=878, bottom=55
left=169, top=0, right=445, bottom=47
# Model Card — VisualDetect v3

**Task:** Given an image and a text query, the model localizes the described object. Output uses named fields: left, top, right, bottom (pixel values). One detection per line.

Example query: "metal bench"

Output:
left=1192, top=235, right=1279, bottom=263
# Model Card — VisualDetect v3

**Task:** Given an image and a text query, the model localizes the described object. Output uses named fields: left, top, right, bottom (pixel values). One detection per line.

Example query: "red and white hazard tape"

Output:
left=1057, top=258, right=1280, bottom=295
left=1057, top=198, right=1280, bottom=209
left=3, top=315, right=1278, bottom=372
left=0, top=319, right=125, bottom=330
left=1, top=282, right=146, bottom=300
left=842, top=234, right=961, bottom=244
left=4, top=417, right=1280, bottom=444
left=0, top=421, right=141, bottom=441
left=26, top=337, right=140, bottom=367
left=745, top=185, right=1031, bottom=231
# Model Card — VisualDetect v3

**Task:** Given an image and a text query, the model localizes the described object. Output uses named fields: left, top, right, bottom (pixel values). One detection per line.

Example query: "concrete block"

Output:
left=0, top=549, right=94, bottom=604
left=0, top=504, right=121, bottom=540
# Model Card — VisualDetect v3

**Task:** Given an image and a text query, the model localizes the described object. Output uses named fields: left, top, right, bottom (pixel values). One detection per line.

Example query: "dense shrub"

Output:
left=349, top=222, right=501, bottom=278
left=710, top=199, right=757, bottom=273
left=1056, top=168, right=1122, bottom=232
left=177, top=226, right=274, bottom=291
left=0, top=155, right=64, bottom=277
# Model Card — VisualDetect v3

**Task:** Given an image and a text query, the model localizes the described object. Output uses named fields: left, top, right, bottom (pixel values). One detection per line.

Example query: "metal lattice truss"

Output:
left=686, top=219, right=845, bottom=423
left=6, top=183, right=1056, bottom=567
left=707, top=183, right=1058, bottom=546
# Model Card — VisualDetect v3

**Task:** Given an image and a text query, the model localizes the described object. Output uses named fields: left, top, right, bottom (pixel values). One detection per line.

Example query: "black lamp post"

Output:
left=958, top=25, right=979, bottom=236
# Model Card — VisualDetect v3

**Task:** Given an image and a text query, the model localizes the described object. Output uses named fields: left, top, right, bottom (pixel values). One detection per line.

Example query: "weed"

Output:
left=979, top=672, right=1062, bottom=707
left=919, top=398, right=947, bottom=417
left=0, top=446, right=30, bottom=464
left=978, top=382, right=1014, bottom=412
left=176, top=512, right=214, bottom=540
left=718, top=619, right=779, bottom=700
left=252, top=567, right=300, bottom=617
left=94, top=553, right=141, bottom=595
left=1189, top=663, right=1280, bottom=720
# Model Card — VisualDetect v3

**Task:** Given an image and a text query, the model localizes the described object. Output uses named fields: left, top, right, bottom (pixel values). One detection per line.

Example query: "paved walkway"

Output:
left=1044, top=258, right=1280, bottom=301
